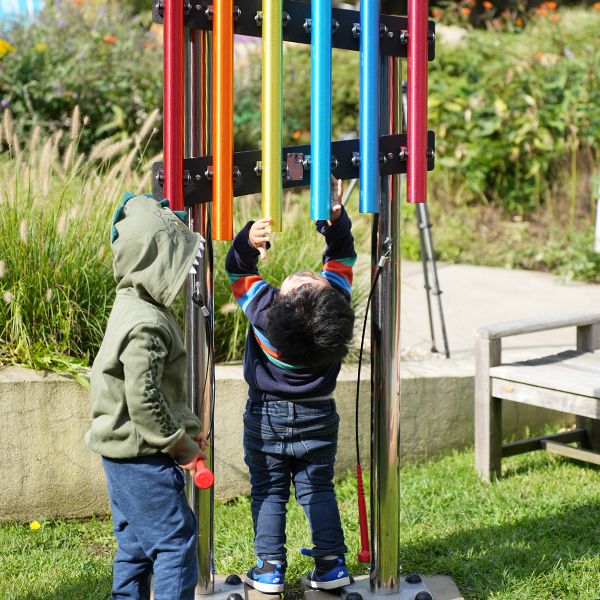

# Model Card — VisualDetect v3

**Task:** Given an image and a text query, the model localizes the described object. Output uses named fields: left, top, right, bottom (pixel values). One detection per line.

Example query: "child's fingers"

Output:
left=255, top=217, right=273, bottom=227
left=258, top=246, right=267, bottom=261
left=252, top=226, right=270, bottom=235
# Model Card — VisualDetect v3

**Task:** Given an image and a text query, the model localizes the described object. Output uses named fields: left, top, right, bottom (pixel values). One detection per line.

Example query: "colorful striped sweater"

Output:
left=225, top=209, right=356, bottom=402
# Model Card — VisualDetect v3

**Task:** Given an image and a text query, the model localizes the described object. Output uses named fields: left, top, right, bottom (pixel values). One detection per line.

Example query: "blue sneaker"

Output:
left=301, top=553, right=351, bottom=590
left=245, top=557, right=286, bottom=594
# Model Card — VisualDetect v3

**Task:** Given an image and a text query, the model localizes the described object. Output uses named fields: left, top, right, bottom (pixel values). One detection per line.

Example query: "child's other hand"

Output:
left=191, top=433, right=209, bottom=450
left=329, top=177, right=343, bottom=224
left=180, top=449, right=208, bottom=475
left=249, top=217, right=272, bottom=261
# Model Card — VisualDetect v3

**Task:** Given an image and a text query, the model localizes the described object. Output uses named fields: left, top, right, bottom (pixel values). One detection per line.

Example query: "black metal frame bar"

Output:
left=152, top=0, right=435, bottom=59
left=152, top=132, right=435, bottom=205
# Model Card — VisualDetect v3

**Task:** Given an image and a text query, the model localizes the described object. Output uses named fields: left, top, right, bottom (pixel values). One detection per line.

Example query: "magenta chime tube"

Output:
left=407, top=0, right=429, bottom=203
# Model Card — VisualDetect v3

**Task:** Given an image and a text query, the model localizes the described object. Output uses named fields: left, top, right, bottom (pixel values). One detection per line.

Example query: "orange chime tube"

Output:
left=212, top=0, right=234, bottom=240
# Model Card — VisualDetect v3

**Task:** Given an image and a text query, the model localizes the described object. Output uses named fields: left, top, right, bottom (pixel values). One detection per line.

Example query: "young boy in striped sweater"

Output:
left=225, top=181, right=356, bottom=593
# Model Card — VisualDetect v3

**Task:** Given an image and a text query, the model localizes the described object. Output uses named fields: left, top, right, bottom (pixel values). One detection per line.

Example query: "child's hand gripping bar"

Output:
left=194, top=459, right=215, bottom=489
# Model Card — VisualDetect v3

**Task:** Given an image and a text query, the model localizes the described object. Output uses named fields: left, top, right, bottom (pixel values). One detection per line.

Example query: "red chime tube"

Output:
left=407, top=0, right=428, bottom=204
left=213, top=0, right=234, bottom=240
left=164, top=0, right=185, bottom=211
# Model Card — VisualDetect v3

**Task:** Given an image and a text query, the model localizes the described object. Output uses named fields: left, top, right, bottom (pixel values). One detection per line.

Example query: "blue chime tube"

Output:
left=359, top=0, right=380, bottom=214
left=310, top=0, right=333, bottom=221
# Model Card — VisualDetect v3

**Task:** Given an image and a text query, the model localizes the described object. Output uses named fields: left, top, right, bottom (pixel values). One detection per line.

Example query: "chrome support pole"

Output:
left=370, top=55, right=402, bottom=594
left=184, top=27, right=215, bottom=596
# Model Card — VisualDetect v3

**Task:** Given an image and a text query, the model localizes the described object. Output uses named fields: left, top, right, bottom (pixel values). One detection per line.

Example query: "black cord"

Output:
left=206, top=312, right=216, bottom=441
left=355, top=258, right=386, bottom=466
left=192, top=283, right=215, bottom=441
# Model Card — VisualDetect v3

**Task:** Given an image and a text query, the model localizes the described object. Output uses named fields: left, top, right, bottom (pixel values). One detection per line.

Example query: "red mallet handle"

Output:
left=194, top=460, right=214, bottom=489
left=356, top=464, right=371, bottom=564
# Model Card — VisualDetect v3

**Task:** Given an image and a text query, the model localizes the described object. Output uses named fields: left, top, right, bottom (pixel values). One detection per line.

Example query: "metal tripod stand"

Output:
left=402, top=81, right=450, bottom=359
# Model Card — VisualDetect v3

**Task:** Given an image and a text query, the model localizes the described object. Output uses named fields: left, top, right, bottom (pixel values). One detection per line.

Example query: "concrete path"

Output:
left=400, top=261, right=600, bottom=361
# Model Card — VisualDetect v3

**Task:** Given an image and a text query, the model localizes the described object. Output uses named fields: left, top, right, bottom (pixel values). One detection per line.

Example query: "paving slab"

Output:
left=399, top=261, right=600, bottom=361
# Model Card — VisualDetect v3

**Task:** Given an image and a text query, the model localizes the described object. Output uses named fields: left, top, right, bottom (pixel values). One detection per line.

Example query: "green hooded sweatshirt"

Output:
left=85, top=194, right=203, bottom=464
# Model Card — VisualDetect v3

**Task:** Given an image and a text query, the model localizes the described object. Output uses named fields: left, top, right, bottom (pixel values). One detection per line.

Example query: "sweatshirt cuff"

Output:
left=315, top=207, right=352, bottom=239
left=165, top=429, right=200, bottom=464
left=233, top=222, right=261, bottom=257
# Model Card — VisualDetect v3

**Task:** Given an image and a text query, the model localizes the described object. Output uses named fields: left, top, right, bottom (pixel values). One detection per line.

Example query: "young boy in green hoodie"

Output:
left=86, top=193, right=207, bottom=600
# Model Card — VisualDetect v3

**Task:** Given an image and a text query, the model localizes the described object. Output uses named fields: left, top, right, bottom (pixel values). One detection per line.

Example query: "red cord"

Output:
left=356, top=464, right=371, bottom=563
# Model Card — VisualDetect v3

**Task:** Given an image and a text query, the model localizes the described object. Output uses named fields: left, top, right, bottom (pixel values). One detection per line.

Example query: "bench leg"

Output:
left=475, top=338, right=502, bottom=481
left=475, top=393, right=502, bottom=481
left=576, top=417, right=600, bottom=452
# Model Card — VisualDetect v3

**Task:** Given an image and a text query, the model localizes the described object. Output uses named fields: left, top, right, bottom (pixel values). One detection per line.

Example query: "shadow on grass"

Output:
left=14, top=573, right=112, bottom=600
left=503, top=455, right=600, bottom=479
left=401, top=501, right=600, bottom=598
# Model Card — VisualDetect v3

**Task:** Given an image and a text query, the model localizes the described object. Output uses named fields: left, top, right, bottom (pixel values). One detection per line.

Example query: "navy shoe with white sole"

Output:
left=301, top=554, right=351, bottom=590
left=245, top=557, right=286, bottom=594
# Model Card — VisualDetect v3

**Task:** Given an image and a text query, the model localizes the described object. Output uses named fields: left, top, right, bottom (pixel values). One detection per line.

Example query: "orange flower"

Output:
left=550, top=13, right=560, bottom=21
left=483, top=1, right=493, bottom=9
left=461, top=7, right=471, bottom=16
left=103, top=34, right=117, bottom=44
left=292, top=130, right=302, bottom=140
left=593, top=1, right=600, bottom=9
left=516, top=16, right=523, bottom=25
left=432, top=7, right=443, bottom=18
left=74, top=0, right=83, bottom=4
left=543, top=1, right=557, bottom=8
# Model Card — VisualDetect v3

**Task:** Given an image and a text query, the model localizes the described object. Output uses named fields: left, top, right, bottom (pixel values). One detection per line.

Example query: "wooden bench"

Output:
left=475, top=312, right=600, bottom=481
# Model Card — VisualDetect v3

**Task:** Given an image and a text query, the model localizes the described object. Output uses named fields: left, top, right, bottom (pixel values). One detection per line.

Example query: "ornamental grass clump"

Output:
left=0, top=108, right=159, bottom=380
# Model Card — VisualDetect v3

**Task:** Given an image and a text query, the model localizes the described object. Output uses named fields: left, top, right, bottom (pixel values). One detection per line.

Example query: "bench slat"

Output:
left=477, top=312, right=600, bottom=340
left=491, top=379, right=600, bottom=418
left=490, top=351, right=600, bottom=398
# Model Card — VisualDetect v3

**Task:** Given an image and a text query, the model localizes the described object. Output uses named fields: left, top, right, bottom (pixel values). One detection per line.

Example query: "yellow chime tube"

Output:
left=261, top=1, right=283, bottom=232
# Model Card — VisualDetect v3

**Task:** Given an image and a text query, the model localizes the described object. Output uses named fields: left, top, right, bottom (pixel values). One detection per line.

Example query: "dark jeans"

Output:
left=243, top=398, right=347, bottom=562
left=102, top=454, right=198, bottom=600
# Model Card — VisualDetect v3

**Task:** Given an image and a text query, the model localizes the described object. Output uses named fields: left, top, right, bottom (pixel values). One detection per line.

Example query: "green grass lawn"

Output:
left=1, top=449, right=600, bottom=600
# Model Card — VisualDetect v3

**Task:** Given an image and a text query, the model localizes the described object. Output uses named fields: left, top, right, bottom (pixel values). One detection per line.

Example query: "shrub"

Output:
left=429, top=9, right=600, bottom=213
left=0, top=0, right=161, bottom=153
left=234, top=45, right=359, bottom=150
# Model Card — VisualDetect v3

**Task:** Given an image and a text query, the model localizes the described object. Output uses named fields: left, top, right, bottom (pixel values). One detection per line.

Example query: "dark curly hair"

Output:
left=266, top=285, right=355, bottom=368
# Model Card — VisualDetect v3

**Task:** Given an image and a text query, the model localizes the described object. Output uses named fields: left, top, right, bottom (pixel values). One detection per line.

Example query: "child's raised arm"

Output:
left=225, top=220, right=276, bottom=331
left=316, top=206, right=357, bottom=300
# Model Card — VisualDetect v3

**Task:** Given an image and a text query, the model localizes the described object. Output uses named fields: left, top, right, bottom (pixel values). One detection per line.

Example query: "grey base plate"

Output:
left=151, top=575, right=245, bottom=600
left=194, top=575, right=245, bottom=600
left=303, top=574, right=463, bottom=600
left=245, top=583, right=283, bottom=600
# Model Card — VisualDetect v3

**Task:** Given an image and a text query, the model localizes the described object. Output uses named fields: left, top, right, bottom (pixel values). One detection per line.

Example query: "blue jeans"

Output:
left=243, top=398, right=347, bottom=562
left=102, top=454, right=198, bottom=600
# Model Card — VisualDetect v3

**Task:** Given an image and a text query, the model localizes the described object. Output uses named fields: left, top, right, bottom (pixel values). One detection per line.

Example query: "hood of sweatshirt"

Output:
left=111, top=194, right=201, bottom=308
